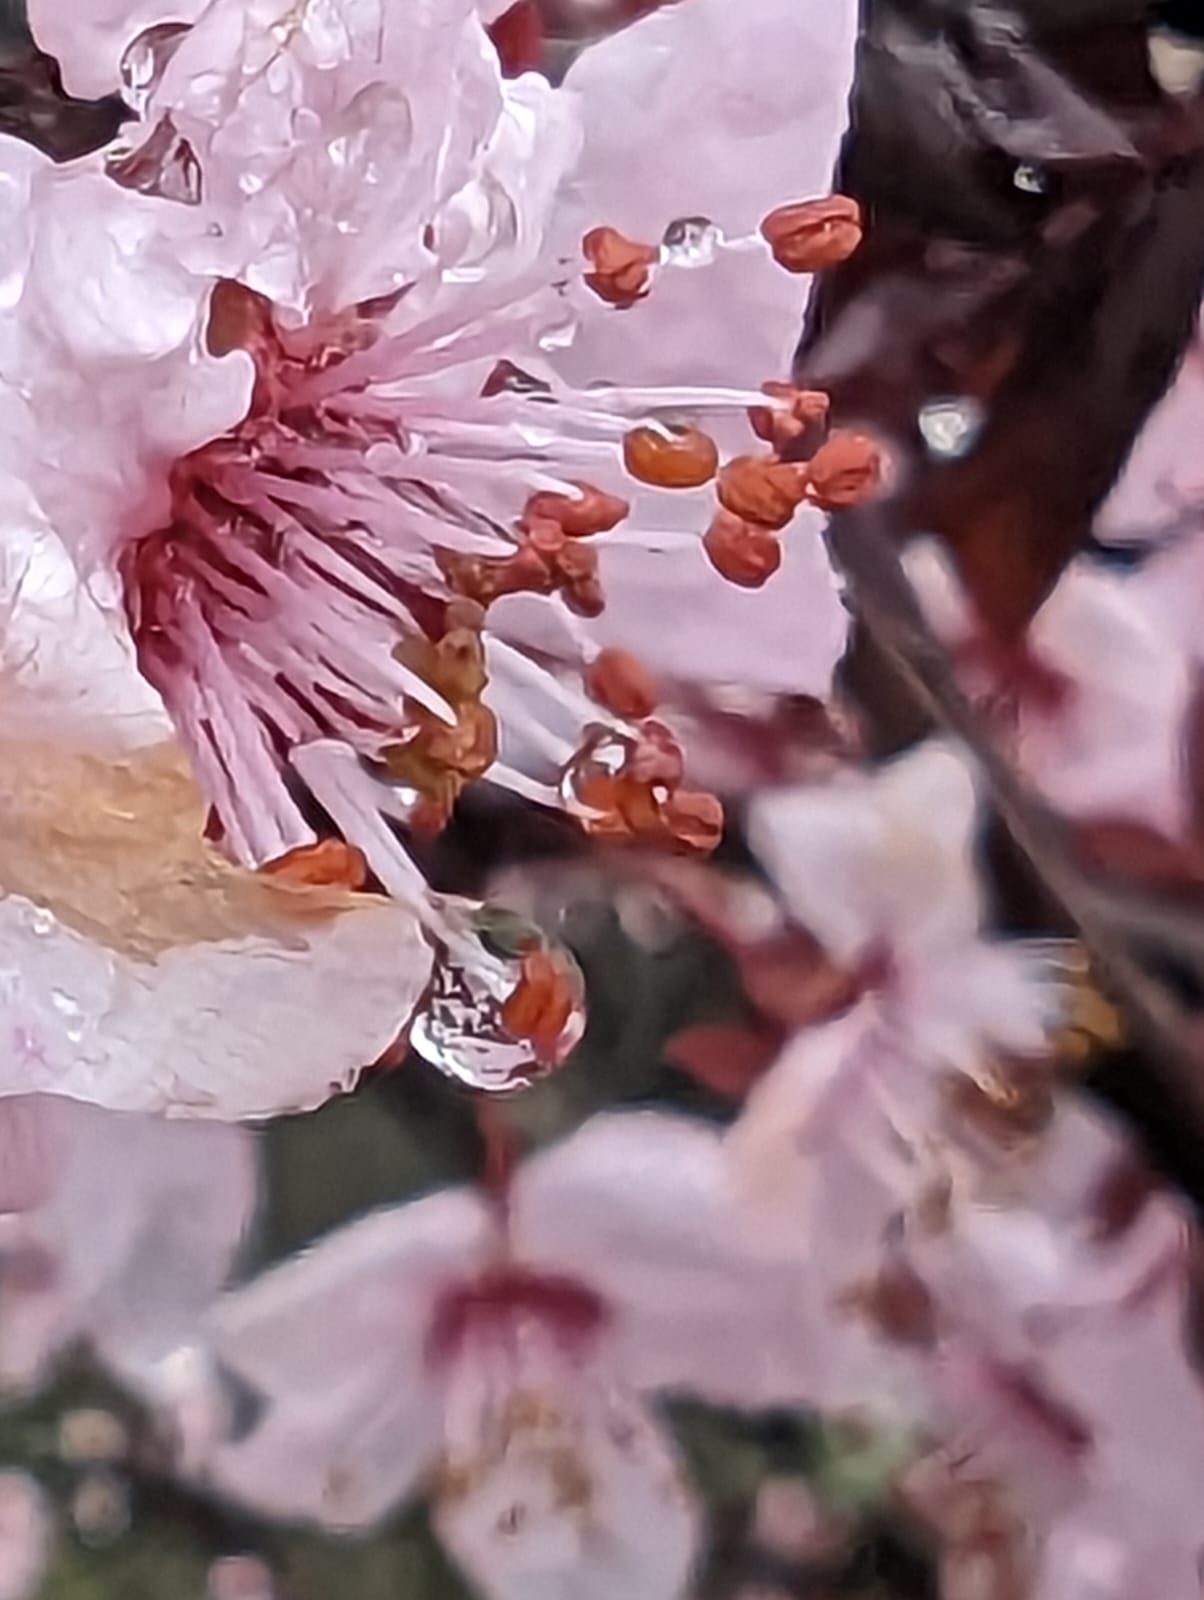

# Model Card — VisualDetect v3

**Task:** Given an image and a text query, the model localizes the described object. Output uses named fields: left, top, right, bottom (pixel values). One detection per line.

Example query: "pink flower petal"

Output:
left=0, top=1096, right=252, bottom=1393
left=206, top=1190, right=489, bottom=1527
left=511, top=1110, right=834, bottom=1411
left=25, top=0, right=208, bottom=99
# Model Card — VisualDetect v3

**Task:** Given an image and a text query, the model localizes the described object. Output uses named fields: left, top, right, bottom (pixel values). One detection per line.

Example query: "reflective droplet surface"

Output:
left=410, top=901, right=585, bottom=1093
left=107, top=117, right=203, bottom=206
left=1012, top=162, right=1047, bottom=194
left=660, top=216, right=722, bottom=269
left=918, top=395, right=985, bottom=460
left=119, top=22, right=190, bottom=119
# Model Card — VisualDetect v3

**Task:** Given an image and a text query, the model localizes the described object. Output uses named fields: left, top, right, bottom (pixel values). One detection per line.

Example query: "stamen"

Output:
left=717, top=454, right=809, bottom=530
left=581, top=226, right=659, bottom=308
left=759, top=195, right=863, bottom=274
left=804, top=432, right=883, bottom=509
left=622, top=424, right=719, bottom=489
left=702, top=510, right=782, bottom=588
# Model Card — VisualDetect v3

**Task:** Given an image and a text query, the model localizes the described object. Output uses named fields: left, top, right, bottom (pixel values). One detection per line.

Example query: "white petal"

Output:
left=25, top=0, right=209, bottom=99
left=512, top=1111, right=824, bottom=1411
left=205, top=1189, right=489, bottom=1527
left=0, top=739, right=432, bottom=1117
left=436, top=1334, right=699, bottom=1600
left=0, top=1095, right=253, bottom=1392
left=748, top=740, right=984, bottom=964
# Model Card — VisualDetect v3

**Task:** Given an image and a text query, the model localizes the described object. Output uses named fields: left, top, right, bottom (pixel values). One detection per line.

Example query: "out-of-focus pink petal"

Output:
left=512, top=1110, right=842, bottom=1411
left=557, top=0, right=858, bottom=388
left=1097, top=323, right=1204, bottom=546
left=908, top=540, right=1194, bottom=836
left=1021, top=564, right=1193, bottom=837
left=0, top=1474, right=48, bottom=1600
left=436, top=1351, right=699, bottom=1600
left=748, top=740, right=984, bottom=963
left=0, top=738, right=432, bottom=1117
left=206, top=1190, right=489, bottom=1527
left=26, top=0, right=208, bottom=99
left=0, top=1096, right=253, bottom=1393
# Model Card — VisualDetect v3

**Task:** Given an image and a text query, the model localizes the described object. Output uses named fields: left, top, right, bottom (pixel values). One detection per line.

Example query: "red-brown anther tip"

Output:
left=661, top=789, right=724, bottom=854
left=261, top=838, right=369, bottom=891
left=622, top=424, right=719, bottom=489
left=749, top=383, right=831, bottom=450
left=804, top=431, right=883, bottom=510
left=524, top=483, right=630, bottom=539
left=717, top=454, right=808, bottom=530
left=760, top=194, right=863, bottom=274
left=703, top=509, right=783, bottom=589
left=585, top=647, right=659, bottom=720
left=206, top=279, right=275, bottom=358
left=500, top=948, right=576, bottom=1063
left=582, top=225, right=658, bottom=308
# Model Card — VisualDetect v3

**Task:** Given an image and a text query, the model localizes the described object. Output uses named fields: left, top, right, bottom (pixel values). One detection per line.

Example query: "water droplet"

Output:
left=918, top=395, right=985, bottom=460
left=1013, top=162, right=1047, bottom=194
left=22, top=906, right=55, bottom=938
left=660, top=216, right=723, bottom=269
left=410, top=901, right=585, bottom=1093
left=107, top=117, right=203, bottom=206
left=119, top=22, right=189, bottom=119
left=49, top=989, right=85, bottom=1043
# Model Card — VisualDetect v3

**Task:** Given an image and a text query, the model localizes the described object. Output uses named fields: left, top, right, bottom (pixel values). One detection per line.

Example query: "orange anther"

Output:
left=703, top=510, right=782, bottom=589
left=805, top=431, right=883, bottom=510
left=749, top=383, right=831, bottom=451
left=585, top=647, right=659, bottom=720
left=622, top=424, right=719, bottom=489
left=261, top=838, right=369, bottom=890
left=760, top=195, right=863, bottom=274
left=500, top=948, right=576, bottom=1063
left=717, top=454, right=808, bottom=529
left=523, top=483, right=629, bottom=538
left=582, top=225, right=658, bottom=308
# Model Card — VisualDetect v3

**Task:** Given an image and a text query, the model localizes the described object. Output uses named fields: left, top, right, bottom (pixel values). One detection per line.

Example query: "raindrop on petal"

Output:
left=410, top=901, right=585, bottom=1093
left=660, top=216, right=723, bottom=269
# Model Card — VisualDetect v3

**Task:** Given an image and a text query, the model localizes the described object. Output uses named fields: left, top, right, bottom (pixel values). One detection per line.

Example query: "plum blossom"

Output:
left=726, top=739, right=1061, bottom=1240
left=187, top=1112, right=824, bottom=1600
left=891, top=1093, right=1204, bottom=1600
left=0, top=1093, right=254, bottom=1404
left=0, top=492, right=434, bottom=1116
left=3, top=0, right=856, bottom=932
left=907, top=539, right=1198, bottom=840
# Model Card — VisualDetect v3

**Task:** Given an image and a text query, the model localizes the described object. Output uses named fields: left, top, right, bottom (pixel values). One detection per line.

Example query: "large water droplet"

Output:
left=119, top=22, right=190, bottom=119
left=410, top=901, right=585, bottom=1093
left=660, top=216, right=723, bottom=269
left=49, top=989, right=85, bottom=1043
left=918, top=395, right=985, bottom=461
left=107, top=117, right=203, bottom=206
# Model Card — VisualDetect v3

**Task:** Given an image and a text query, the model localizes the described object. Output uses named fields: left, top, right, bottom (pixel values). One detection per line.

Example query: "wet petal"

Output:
left=26, top=0, right=208, bottom=99
left=0, top=739, right=432, bottom=1117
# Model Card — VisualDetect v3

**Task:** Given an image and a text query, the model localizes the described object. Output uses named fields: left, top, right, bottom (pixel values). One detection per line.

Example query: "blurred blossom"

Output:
left=185, top=1112, right=831, bottom=1600
left=0, top=1095, right=254, bottom=1400
left=207, top=1554, right=276, bottom=1600
left=728, top=739, right=1062, bottom=1245
left=57, top=1409, right=130, bottom=1466
left=0, top=1474, right=48, bottom=1600
left=908, top=541, right=1197, bottom=842
left=0, top=0, right=860, bottom=1114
